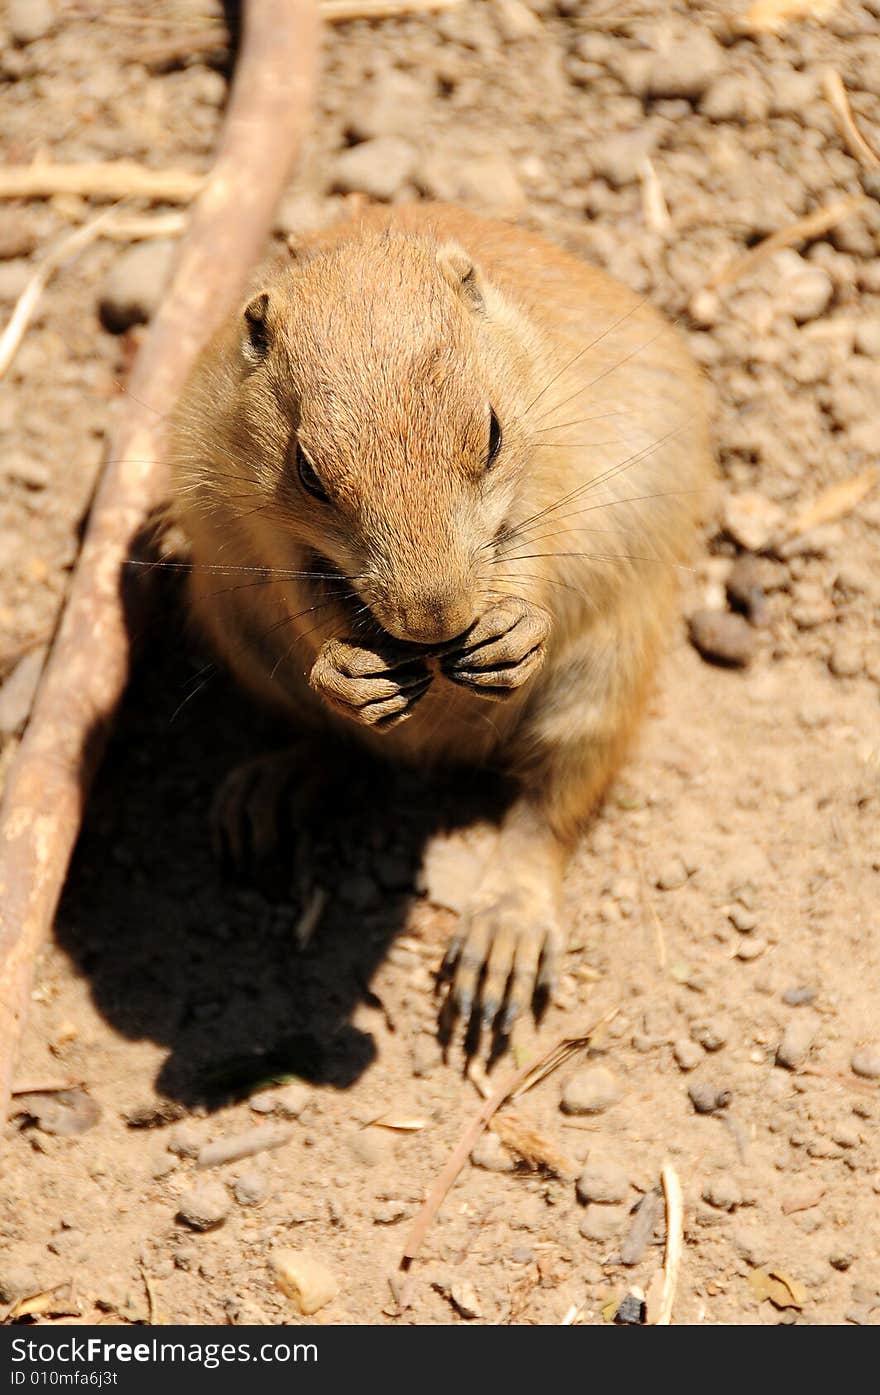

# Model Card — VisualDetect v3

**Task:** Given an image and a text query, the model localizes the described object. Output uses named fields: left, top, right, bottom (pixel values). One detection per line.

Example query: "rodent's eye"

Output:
left=486, top=408, right=503, bottom=469
left=296, top=443, right=328, bottom=502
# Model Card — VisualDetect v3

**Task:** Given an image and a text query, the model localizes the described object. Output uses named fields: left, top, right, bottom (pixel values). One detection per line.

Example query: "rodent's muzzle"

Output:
left=368, top=583, right=477, bottom=647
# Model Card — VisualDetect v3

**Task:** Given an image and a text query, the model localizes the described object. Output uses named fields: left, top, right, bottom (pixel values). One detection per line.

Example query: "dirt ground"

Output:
left=1, top=0, right=879, bottom=1329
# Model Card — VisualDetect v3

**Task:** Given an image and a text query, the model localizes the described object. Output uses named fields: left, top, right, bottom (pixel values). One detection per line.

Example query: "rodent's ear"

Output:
left=436, top=243, right=484, bottom=313
left=242, top=291, right=271, bottom=362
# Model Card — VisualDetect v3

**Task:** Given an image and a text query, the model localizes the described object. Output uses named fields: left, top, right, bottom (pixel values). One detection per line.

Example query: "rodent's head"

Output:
left=225, top=230, right=540, bottom=644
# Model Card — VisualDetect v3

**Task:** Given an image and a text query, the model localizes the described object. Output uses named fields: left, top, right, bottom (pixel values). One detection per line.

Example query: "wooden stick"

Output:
left=400, top=1009, right=617, bottom=1268
left=0, top=0, right=319, bottom=1124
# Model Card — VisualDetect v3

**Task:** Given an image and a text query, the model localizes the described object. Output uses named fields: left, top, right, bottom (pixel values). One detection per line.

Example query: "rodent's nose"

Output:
left=388, top=592, right=475, bottom=645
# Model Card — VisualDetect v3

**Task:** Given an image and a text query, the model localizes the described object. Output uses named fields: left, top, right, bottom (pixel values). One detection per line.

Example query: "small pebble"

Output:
left=177, top=1181, right=230, bottom=1231
left=614, top=1291, right=646, bottom=1325
left=688, top=1081, right=731, bottom=1114
left=851, top=1045, right=880, bottom=1080
left=578, top=1204, right=628, bottom=1243
left=331, top=137, right=417, bottom=201
left=471, top=1132, right=515, bottom=1173
left=449, top=1280, right=482, bottom=1320
left=690, top=1018, right=729, bottom=1052
left=828, top=643, right=863, bottom=679
left=167, top=1123, right=203, bottom=1159
left=736, top=937, right=767, bottom=962
left=655, top=856, right=688, bottom=891
left=728, top=904, right=757, bottom=933
left=576, top=1160, right=629, bottom=1205
left=99, top=240, right=175, bottom=333
left=688, top=609, right=757, bottom=668
left=702, top=1174, right=742, bottom=1211
left=722, top=492, right=784, bottom=553
left=776, top=1014, right=819, bottom=1070
left=561, top=1066, right=621, bottom=1116
left=8, top=0, right=55, bottom=44
left=673, top=1038, right=703, bottom=1072
left=373, top=1199, right=408, bottom=1225
left=270, top=1249, right=339, bottom=1315
left=233, top=1171, right=269, bottom=1207
left=782, top=986, right=816, bottom=1007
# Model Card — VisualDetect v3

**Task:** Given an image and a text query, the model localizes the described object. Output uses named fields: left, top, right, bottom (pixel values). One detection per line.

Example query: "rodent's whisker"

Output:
left=531, top=410, right=628, bottom=434
left=532, top=327, right=665, bottom=432
left=496, top=550, right=694, bottom=572
left=520, top=296, right=648, bottom=419
left=498, top=419, right=690, bottom=548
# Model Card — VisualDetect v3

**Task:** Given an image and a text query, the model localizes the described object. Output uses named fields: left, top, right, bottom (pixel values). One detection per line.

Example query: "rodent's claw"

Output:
left=445, top=890, right=562, bottom=1037
left=441, top=597, right=550, bottom=699
left=310, top=638, right=431, bottom=729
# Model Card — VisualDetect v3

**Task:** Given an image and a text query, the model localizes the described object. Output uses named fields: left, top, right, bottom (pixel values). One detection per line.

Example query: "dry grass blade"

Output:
left=705, top=194, right=867, bottom=291
left=823, top=68, right=880, bottom=168
left=321, top=0, right=464, bottom=15
left=491, top=1111, right=577, bottom=1178
left=400, top=1007, right=617, bottom=1268
left=788, top=468, right=878, bottom=537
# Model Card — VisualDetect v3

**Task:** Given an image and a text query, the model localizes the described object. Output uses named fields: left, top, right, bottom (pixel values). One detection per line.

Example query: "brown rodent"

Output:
left=169, top=202, right=713, bottom=1033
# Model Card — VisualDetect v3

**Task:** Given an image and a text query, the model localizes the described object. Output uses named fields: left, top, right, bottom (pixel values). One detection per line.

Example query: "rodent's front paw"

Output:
left=310, top=638, right=431, bottom=730
left=441, top=597, right=550, bottom=699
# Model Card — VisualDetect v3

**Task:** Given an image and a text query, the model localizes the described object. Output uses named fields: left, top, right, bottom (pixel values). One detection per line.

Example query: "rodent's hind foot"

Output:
left=212, top=745, right=323, bottom=887
left=440, top=885, right=562, bottom=1047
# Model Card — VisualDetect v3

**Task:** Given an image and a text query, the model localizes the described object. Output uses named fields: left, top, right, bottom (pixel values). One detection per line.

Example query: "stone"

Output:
left=851, top=1045, right=880, bottom=1080
left=656, top=857, right=689, bottom=891
left=828, top=642, right=863, bottom=679
left=8, top=0, right=55, bottom=44
left=643, top=27, right=724, bottom=102
left=776, top=1014, right=820, bottom=1070
left=673, top=1038, right=703, bottom=1072
left=591, top=129, right=657, bottom=187
left=561, top=1066, right=621, bottom=1116
left=233, top=1171, right=269, bottom=1207
left=772, top=251, right=833, bottom=323
left=688, top=609, right=757, bottom=668
left=576, top=1160, right=629, bottom=1205
left=702, top=1174, right=742, bottom=1210
left=722, top=492, right=784, bottom=552
left=346, top=69, right=426, bottom=141
left=688, top=1081, right=731, bottom=1114
left=99, top=241, right=175, bottom=333
left=270, top=1249, right=338, bottom=1314
left=578, top=1204, right=628, bottom=1243
left=416, top=151, right=525, bottom=216
left=331, top=138, right=416, bottom=201
left=471, top=1132, right=515, bottom=1173
left=177, top=1181, right=230, bottom=1231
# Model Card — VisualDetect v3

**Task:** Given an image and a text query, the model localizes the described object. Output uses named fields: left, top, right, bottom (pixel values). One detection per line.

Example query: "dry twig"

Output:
left=704, top=194, right=867, bottom=292
left=400, top=1008, right=617, bottom=1268
left=652, top=1163, right=683, bottom=1326
left=0, top=0, right=319, bottom=1122
left=823, top=68, right=880, bottom=168
left=0, top=160, right=205, bottom=204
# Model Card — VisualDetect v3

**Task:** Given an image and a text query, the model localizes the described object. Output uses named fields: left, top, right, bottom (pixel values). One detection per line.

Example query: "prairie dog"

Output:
left=170, top=203, right=712, bottom=1032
